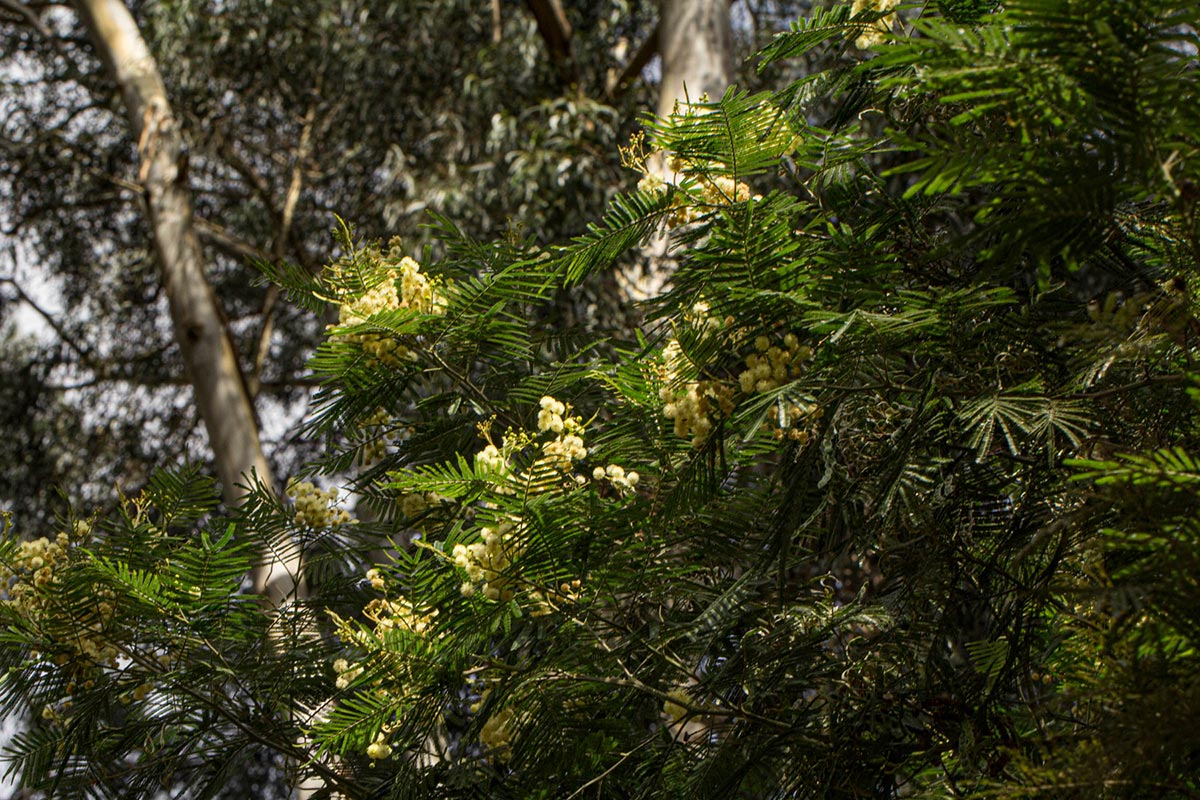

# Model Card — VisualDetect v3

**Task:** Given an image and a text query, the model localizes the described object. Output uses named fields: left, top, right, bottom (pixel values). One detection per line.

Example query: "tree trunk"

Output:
left=616, top=0, right=734, bottom=307
left=656, top=0, right=734, bottom=119
left=71, top=0, right=299, bottom=605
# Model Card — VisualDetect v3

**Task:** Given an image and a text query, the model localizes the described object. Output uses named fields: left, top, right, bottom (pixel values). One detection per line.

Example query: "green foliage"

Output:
left=4, top=1, right=1200, bottom=797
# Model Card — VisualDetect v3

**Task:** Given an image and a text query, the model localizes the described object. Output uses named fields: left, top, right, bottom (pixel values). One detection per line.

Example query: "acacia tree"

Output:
left=4, top=1, right=1199, bottom=799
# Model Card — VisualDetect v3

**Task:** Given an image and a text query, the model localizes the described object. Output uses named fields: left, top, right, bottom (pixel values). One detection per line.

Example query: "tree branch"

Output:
left=249, top=99, right=319, bottom=399
left=0, top=0, right=54, bottom=41
left=523, top=0, right=576, bottom=86
left=606, top=23, right=659, bottom=100
left=194, top=216, right=271, bottom=262
left=0, top=273, right=95, bottom=366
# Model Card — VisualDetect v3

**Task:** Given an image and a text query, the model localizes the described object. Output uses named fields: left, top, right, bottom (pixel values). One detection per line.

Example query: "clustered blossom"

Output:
left=329, top=577, right=439, bottom=762
left=536, top=395, right=567, bottom=433
left=366, top=736, right=393, bottom=762
left=2, top=521, right=124, bottom=722
left=528, top=578, right=583, bottom=617
left=357, top=406, right=407, bottom=465
left=658, top=315, right=820, bottom=447
left=852, top=0, right=901, bottom=49
left=738, top=332, right=819, bottom=441
left=453, top=397, right=589, bottom=603
left=2, top=531, right=72, bottom=596
left=663, top=687, right=692, bottom=722
left=398, top=491, right=443, bottom=522
left=738, top=333, right=812, bottom=394
left=475, top=443, right=508, bottom=474
left=332, top=657, right=363, bottom=690
left=366, top=568, right=386, bottom=591
left=592, top=463, right=640, bottom=495
left=329, top=247, right=445, bottom=368
left=638, top=153, right=756, bottom=229
left=479, top=705, right=521, bottom=761
left=363, top=595, right=438, bottom=638
left=660, top=340, right=736, bottom=449
left=286, top=480, right=354, bottom=528
left=453, top=517, right=520, bottom=601
left=538, top=396, right=588, bottom=468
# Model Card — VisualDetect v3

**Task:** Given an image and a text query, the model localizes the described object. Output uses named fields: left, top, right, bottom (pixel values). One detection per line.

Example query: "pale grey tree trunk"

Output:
left=72, top=0, right=302, bottom=596
left=656, top=0, right=734, bottom=120
left=72, top=5, right=317, bottom=793
left=617, top=0, right=735, bottom=306
left=73, top=0, right=270, bottom=504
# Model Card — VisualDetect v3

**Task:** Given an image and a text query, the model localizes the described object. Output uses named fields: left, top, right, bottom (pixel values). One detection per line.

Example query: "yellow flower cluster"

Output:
left=592, top=463, right=640, bottom=495
left=328, top=578, right=439, bottom=762
left=363, top=595, right=438, bottom=638
left=737, top=332, right=820, bottom=440
left=365, top=567, right=386, bottom=591
left=538, top=396, right=588, bottom=468
left=358, top=406, right=406, bottom=465
left=2, top=522, right=121, bottom=708
left=453, top=516, right=520, bottom=601
left=659, top=340, right=736, bottom=448
left=528, top=578, right=583, bottom=617
left=475, top=442, right=508, bottom=474
left=454, top=397, right=588, bottom=603
left=331, top=571, right=438, bottom=683
left=480, top=705, right=520, bottom=761
left=398, top=491, right=444, bottom=524
left=332, top=657, right=362, bottom=691
left=852, top=0, right=901, bottom=49
left=286, top=480, right=354, bottom=528
left=638, top=154, right=756, bottom=229
left=366, top=736, right=393, bottom=762
left=536, top=395, right=568, bottom=433
left=657, top=317, right=820, bottom=447
left=737, top=333, right=812, bottom=395
left=329, top=250, right=445, bottom=368
left=663, top=687, right=692, bottom=722
left=2, top=532, right=71, bottom=596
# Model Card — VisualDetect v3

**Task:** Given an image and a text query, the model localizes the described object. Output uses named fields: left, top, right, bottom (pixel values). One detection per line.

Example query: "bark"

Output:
left=616, top=0, right=735, bottom=307
left=524, top=0, right=576, bottom=86
left=656, top=0, right=734, bottom=119
left=74, top=13, right=316, bottom=795
left=71, top=0, right=299, bottom=603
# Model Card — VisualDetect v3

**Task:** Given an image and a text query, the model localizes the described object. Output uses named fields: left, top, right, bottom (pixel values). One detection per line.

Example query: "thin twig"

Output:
left=606, top=24, right=659, bottom=99
left=0, top=0, right=53, bottom=41
left=0, top=273, right=94, bottom=365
